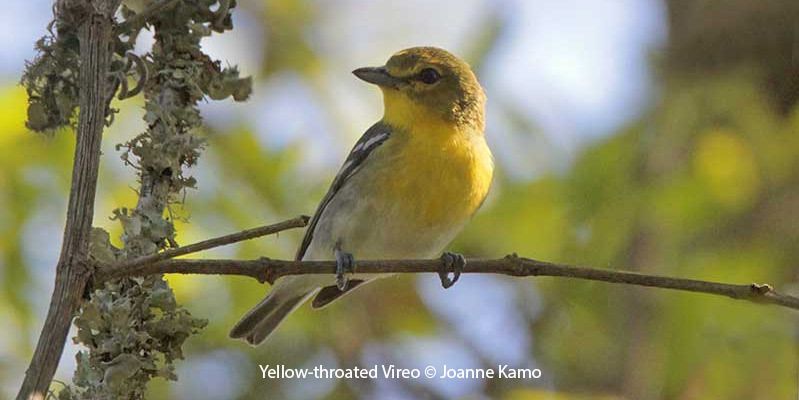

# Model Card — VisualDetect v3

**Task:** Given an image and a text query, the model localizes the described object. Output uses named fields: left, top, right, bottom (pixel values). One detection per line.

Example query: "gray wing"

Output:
left=295, top=122, right=392, bottom=260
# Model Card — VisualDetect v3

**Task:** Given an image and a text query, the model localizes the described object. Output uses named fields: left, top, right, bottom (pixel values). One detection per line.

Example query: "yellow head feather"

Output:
left=355, top=47, right=486, bottom=131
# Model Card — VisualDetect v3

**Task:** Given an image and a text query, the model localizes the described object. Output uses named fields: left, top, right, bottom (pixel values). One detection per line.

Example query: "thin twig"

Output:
left=101, top=255, right=799, bottom=311
left=100, top=215, right=309, bottom=280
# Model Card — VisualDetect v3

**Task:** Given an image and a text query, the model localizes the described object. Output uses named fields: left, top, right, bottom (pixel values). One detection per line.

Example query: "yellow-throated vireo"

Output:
left=230, top=47, right=494, bottom=345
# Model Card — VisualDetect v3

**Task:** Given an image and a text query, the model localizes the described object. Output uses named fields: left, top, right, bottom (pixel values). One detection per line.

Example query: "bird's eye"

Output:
left=418, top=68, right=441, bottom=84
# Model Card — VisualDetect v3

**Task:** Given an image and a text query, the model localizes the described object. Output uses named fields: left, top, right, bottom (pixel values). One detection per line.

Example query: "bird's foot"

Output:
left=438, top=251, right=465, bottom=289
left=335, top=249, right=355, bottom=291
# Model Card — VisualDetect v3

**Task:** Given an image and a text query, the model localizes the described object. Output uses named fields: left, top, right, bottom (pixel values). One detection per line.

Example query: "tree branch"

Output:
left=101, top=254, right=799, bottom=311
left=99, top=215, right=309, bottom=280
left=18, top=1, right=119, bottom=398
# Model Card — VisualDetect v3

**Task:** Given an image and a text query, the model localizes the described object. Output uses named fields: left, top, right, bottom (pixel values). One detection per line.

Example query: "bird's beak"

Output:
left=352, top=66, right=405, bottom=89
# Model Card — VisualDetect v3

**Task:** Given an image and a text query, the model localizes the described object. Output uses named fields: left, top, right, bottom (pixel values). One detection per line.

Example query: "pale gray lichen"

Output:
left=22, top=0, right=140, bottom=134
left=26, top=1, right=253, bottom=399
left=21, top=6, right=81, bottom=132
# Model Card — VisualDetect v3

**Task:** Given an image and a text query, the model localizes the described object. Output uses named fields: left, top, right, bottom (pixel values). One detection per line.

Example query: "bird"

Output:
left=229, top=47, right=494, bottom=345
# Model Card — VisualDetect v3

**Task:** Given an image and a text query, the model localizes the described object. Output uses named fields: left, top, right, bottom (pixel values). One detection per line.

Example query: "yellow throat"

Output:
left=377, top=89, right=493, bottom=229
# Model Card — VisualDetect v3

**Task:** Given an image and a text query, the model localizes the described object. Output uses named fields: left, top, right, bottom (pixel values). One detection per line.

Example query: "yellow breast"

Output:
left=373, top=119, right=493, bottom=230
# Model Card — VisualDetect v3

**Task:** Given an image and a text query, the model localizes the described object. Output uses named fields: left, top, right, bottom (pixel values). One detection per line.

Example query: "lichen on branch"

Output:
left=57, top=1, right=252, bottom=398
left=21, top=3, right=83, bottom=132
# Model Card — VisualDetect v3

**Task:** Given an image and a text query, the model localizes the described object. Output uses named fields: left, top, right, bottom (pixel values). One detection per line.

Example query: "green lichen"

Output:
left=21, top=11, right=81, bottom=132
left=32, top=1, right=252, bottom=399
left=68, top=274, right=208, bottom=399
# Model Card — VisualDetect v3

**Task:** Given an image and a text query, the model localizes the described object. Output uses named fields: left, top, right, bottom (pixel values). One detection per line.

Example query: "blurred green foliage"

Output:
left=3, top=0, right=799, bottom=399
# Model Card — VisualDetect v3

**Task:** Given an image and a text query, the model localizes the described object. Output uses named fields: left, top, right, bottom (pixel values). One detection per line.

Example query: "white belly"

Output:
left=302, top=177, right=467, bottom=262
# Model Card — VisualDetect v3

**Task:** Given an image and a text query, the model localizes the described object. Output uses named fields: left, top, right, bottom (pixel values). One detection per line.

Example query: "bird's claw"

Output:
left=335, top=249, right=355, bottom=291
left=438, top=251, right=465, bottom=289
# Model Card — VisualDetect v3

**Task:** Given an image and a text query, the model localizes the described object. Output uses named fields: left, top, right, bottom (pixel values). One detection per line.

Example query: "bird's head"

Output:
left=353, top=47, right=485, bottom=130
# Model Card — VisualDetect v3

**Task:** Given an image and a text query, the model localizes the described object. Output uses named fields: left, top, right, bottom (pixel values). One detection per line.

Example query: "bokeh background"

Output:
left=2, top=0, right=799, bottom=398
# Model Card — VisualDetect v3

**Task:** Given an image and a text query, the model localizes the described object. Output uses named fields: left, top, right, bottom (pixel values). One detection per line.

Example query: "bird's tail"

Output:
left=229, top=277, right=318, bottom=345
